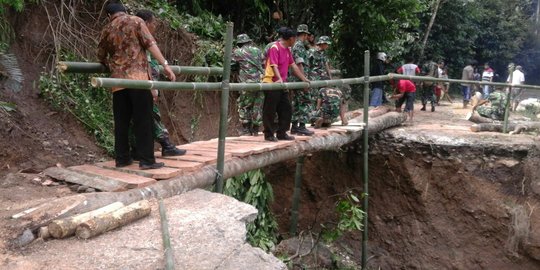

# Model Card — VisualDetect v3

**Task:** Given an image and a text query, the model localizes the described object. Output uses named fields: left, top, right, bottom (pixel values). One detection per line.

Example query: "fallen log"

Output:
left=345, top=107, right=390, bottom=123
left=471, top=121, right=540, bottom=133
left=465, top=111, right=494, bottom=124
left=10, top=112, right=406, bottom=246
left=48, top=202, right=125, bottom=238
left=75, top=200, right=151, bottom=239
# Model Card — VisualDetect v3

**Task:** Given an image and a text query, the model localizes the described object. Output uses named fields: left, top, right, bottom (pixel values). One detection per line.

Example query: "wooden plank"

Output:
left=44, top=166, right=128, bottom=192
left=96, top=161, right=182, bottom=180
left=69, top=165, right=157, bottom=189
left=155, top=158, right=204, bottom=171
left=156, top=153, right=218, bottom=164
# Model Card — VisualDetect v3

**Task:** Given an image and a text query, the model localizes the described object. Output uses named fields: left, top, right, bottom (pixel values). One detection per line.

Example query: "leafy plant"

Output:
left=0, top=101, right=15, bottom=112
left=223, top=169, right=279, bottom=251
left=38, top=53, right=114, bottom=154
left=322, top=191, right=365, bottom=243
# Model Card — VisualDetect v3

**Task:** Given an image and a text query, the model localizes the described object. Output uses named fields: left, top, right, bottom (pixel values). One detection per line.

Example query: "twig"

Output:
left=159, top=199, right=175, bottom=270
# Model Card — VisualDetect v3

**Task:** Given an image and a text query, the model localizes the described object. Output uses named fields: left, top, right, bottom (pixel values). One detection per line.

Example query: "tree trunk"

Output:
left=419, top=0, right=443, bottom=62
left=48, top=202, right=125, bottom=239
left=10, top=112, right=406, bottom=245
left=470, top=121, right=540, bottom=133
left=75, top=200, right=151, bottom=239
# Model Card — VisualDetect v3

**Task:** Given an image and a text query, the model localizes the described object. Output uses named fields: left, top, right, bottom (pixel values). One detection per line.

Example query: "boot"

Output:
left=431, top=105, right=435, bottom=112
left=296, top=123, right=314, bottom=136
left=463, top=100, right=468, bottom=108
left=420, top=105, right=426, bottom=111
left=290, top=121, right=299, bottom=134
left=250, top=125, right=260, bottom=136
left=158, top=135, right=186, bottom=156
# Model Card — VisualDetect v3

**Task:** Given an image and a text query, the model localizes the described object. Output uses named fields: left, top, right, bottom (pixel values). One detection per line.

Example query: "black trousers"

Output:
left=263, top=90, right=292, bottom=136
left=113, top=89, right=155, bottom=165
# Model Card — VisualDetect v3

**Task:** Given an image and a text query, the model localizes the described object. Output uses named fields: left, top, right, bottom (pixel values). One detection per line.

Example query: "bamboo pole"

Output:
left=361, top=50, right=370, bottom=270
left=289, top=156, right=305, bottom=236
left=57, top=61, right=223, bottom=76
left=215, top=22, right=234, bottom=194
left=159, top=199, right=175, bottom=270
left=503, top=66, right=515, bottom=133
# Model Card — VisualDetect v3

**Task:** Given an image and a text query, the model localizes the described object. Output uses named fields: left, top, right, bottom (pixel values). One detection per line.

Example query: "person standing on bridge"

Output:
left=370, top=52, right=389, bottom=108
left=262, top=27, right=309, bottom=142
left=98, top=3, right=175, bottom=170
left=290, top=24, right=315, bottom=136
left=232, top=33, right=264, bottom=136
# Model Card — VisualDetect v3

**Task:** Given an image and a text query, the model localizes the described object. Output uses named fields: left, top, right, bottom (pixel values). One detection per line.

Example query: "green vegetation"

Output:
left=39, top=54, right=114, bottom=154
left=223, top=169, right=279, bottom=251
left=322, top=191, right=365, bottom=243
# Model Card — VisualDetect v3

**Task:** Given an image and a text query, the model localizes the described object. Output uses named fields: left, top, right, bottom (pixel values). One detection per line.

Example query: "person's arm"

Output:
left=325, top=62, right=332, bottom=80
left=272, top=65, right=283, bottom=82
left=339, top=101, right=348, bottom=126
left=291, top=63, right=309, bottom=82
left=316, top=98, right=322, bottom=110
left=472, top=99, right=489, bottom=112
left=147, top=45, right=175, bottom=82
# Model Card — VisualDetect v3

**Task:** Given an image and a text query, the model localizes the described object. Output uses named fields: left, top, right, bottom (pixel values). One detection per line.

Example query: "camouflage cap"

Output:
left=296, top=24, right=310, bottom=34
left=236, top=34, right=252, bottom=44
left=317, top=35, right=332, bottom=45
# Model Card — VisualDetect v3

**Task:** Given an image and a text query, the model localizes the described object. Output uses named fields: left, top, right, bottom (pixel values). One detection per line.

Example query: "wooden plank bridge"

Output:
left=44, top=124, right=366, bottom=192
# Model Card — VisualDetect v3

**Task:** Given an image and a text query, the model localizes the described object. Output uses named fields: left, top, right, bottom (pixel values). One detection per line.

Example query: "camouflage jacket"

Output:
left=98, top=13, right=156, bottom=91
left=288, top=40, right=310, bottom=82
left=319, top=87, right=343, bottom=119
left=308, top=48, right=329, bottom=80
left=232, top=44, right=264, bottom=83
left=488, top=91, right=506, bottom=112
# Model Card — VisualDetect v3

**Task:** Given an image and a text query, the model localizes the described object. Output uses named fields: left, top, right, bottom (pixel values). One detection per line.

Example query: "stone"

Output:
left=497, top=159, right=520, bottom=168
left=275, top=235, right=334, bottom=269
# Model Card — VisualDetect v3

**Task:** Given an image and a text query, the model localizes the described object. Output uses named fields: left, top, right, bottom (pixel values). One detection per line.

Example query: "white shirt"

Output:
left=507, top=70, right=525, bottom=85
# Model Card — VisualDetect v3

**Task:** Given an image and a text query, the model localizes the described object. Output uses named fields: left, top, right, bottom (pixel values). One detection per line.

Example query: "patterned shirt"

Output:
left=319, top=87, right=343, bottom=119
left=97, top=13, right=157, bottom=92
left=232, top=44, right=264, bottom=83
left=289, top=40, right=310, bottom=82
left=308, top=48, right=329, bottom=80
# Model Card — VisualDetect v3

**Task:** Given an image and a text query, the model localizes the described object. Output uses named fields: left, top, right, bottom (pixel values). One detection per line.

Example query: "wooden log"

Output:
left=38, top=226, right=50, bottom=240
left=75, top=200, right=151, bottom=239
left=471, top=121, right=540, bottom=133
left=11, top=112, right=406, bottom=246
left=48, top=202, right=125, bottom=239
left=466, top=111, right=494, bottom=124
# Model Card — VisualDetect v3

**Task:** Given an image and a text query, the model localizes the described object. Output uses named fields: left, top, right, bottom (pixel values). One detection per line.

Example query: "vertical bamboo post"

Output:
left=159, top=199, right=175, bottom=270
left=361, top=50, right=370, bottom=270
left=503, top=65, right=515, bottom=133
left=215, top=22, right=234, bottom=193
left=289, top=156, right=305, bottom=235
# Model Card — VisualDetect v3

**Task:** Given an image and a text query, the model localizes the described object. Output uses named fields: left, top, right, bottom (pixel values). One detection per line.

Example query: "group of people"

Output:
left=232, top=25, right=348, bottom=142
left=371, top=53, right=526, bottom=123
left=97, top=2, right=349, bottom=168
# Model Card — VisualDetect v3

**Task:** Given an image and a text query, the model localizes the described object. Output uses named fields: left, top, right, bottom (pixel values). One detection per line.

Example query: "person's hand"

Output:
left=163, top=65, right=176, bottom=81
left=342, top=119, right=348, bottom=126
left=151, top=89, right=158, bottom=103
left=276, top=78, right=283, bottom=83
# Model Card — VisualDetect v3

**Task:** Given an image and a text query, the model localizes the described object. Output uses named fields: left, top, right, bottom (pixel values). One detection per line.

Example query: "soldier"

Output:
left=472, top=89, right=507, bottom=121
left=232, top=34, right=264, bottom=135
left=312, top=87, right=347, bottom=128
left=420, top=61, right=438, bottom=112
left=135, top=10, right=186, bottom=157
left=308, top=36, right=333, bottom=108
left=289, top=24, right=315, bottom=136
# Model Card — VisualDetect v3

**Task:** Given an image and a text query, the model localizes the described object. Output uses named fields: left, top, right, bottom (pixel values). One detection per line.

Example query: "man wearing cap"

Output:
left=370, top=52, right=388, bottom=107
left=262, top=27, right=309, bottom=142
left=308, top=36, right=333, bottom=107
left=289, top=24, right=315, bottom=136
left=232, top=34, right=264, bottom=136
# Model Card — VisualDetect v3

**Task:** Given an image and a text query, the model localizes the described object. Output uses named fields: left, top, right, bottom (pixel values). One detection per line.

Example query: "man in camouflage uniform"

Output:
left=232, top=34, right=264, bottom=135
left=312, top=87, right=347, bottom=128
left=420, top=60, right=438, bottom=112
left=473, top=90, right=507, bottom=121
left=289, top=24, right=315, bottom=136
left=308, top=36, right=333, bottom=106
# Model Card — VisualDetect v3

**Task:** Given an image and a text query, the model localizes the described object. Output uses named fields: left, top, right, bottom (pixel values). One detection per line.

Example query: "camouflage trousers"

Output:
left=291, top=89, right=315, bottom=124
left=237, top=90, right=263, bottom=126
left=477, top=106, right=504, bottom=121
left=152, top=104, right=168, bottom=140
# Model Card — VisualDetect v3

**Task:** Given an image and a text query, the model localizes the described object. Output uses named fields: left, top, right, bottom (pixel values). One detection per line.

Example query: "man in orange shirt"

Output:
left=98, top=3, right=175, bottom=169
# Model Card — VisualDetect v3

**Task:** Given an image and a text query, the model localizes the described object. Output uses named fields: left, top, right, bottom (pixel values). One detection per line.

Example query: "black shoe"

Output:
left=139, top=162, right=165, bottom=170
left=431, top=106, right=435, bottom=112
left=277, top=133, right=295, bottom=140
left=420, top=106, right=426, bottom=111
left=265, top=135, right=278, bottom=142
left=162, top=147, right=187, bottom=156
left=290, top=122, right=299, bottom=134
left=296, top=126, right=314, bottom=136
left=116, top=159, right=133, bottom=168
left=251, top=125, right=260, bottom=136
